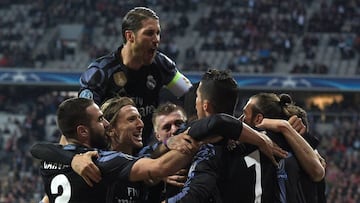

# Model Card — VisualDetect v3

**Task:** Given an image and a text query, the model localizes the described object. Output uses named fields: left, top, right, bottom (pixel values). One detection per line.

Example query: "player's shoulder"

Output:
left=80, top=52, right=124, bottom=84
left=195, top=144, right=216, bottom=158
left=153, top=51, right=176, bottom=70
left=63, top=144, right=91, bottom=153
left=88, top=49, right=123, bottom=71
left=97, top=150, right=138, bottom=161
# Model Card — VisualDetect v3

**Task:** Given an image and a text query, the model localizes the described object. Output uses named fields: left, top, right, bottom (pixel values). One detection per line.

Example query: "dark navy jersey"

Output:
left=220, top=143, right=278, bottom=203
left=289, top=132, right=326, bottom=203
left=297, top=164, right=326, bottom=203
left=266, top=131, right=310, bottom=203
left=280, top=133, right=326, bottom=203
left=32, top=115, right=243, bottom=203
left=167, top=144, right=223, bottom=203
left=219, top=129, right=318, bottom=203
left=97, top=151, right=147, bottom=203
left=40, top=145, right=106, bottom=203
left=39, top=144, right=145, bottom=203
left=79, top=46, right=191, bottom=144
left=105, top=176, right=147, bottom=203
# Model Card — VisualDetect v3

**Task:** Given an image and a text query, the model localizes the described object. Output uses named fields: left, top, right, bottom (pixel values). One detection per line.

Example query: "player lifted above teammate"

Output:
left=78, top=7, right=192, bottom=144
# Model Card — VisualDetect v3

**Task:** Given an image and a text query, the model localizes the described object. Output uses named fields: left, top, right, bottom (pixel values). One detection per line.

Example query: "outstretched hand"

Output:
left=71, top=151, right=101, bottom=187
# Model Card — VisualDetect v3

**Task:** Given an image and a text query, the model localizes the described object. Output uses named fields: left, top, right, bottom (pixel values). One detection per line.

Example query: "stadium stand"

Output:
left=0, top=1, right=360, bottom=202
left=0, top=89, right=65, bottom=203
left=0, top=0, right=359, bottom=75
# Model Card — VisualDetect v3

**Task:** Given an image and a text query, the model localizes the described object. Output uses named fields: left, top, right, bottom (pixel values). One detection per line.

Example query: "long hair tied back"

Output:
left=279, top=93, right=294, bottom=107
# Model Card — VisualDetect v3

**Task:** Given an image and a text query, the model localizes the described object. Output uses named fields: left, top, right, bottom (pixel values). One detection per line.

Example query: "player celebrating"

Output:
left=78, top=7, right=192, bottom=144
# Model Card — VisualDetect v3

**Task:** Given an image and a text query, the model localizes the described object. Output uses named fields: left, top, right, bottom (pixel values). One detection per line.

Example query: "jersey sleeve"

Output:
left=137, top=142, right=161, bottom=157
left=30, top=142, right=75, bottom=164
left=166, top=145, right=220, bottom=203
left=166, top=71, right=192, bottom=97
left=156, top=52, right=192, bottom=97
left=79, top=65, right=108, bottom=105
left=303, top=132, right=320, bottom=149
left=188, top=113, right=243, bottom=141
left=96, top=151, right=139, bottom=181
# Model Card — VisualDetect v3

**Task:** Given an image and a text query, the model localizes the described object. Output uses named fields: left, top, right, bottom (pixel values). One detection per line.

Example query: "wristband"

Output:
left=163, top=137, right=170, bottom=150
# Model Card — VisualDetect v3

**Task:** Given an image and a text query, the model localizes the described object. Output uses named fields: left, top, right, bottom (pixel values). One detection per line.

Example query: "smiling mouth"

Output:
left=133, top=133, right=143, bottom=141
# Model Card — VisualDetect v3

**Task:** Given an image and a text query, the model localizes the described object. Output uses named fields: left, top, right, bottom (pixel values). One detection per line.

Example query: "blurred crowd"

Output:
left=0, top=0, right=360, bottom=201
left=0, top=88, right=359, bottom=202
left=0, top=88, right=67, bottom=203
left=0, top=0, right=360, bottom=74
left=0, top=0, right=194, bottom=69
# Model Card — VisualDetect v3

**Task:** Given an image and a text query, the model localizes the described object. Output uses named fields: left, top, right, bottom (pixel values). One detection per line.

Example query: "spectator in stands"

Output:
left=0, top=52, right=12, bottom=67
left=283, top=35, right=293, bottom=62
left=312, top=63, right=329, bottom=74
left=163, top=40, right=180, bottom=60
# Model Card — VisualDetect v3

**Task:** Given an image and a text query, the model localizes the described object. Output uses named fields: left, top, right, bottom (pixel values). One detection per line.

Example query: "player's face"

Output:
left=111, top=105, right=144, bottom=151
left=241, top=98, right=258, bottom=128
left=132, top=18, right=160, bottom=65
left=195, top=83, right=206, bottom=119
left=154, top=110, right=186, bottom=141
left=87, top=104, right=110, bottom=149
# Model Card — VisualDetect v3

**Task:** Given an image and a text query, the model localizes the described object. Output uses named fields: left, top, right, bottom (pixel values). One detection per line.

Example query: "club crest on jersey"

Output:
left=113, top=72, right=127, bottom=87
left=146, top=75, right=156, bottom=90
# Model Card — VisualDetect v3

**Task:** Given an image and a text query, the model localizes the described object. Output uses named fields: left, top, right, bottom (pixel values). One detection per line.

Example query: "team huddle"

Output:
left=31, top=7, right=326, bottom=203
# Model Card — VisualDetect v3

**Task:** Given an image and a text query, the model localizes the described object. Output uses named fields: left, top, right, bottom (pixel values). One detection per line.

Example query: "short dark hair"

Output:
left=183, top=82, right=199, bottom=122
left=199, top=69, right=238, bottom=115
left=101, top=97, right=136, bottom=126
left=57, top=97, right=94, bottom=139
left=122, top=7, right=159, bottom=43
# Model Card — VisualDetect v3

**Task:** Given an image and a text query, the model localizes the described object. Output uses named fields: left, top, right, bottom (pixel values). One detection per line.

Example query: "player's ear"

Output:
left=203, top=100, right=213, bottom=114
left=254, top=113, right=264, bottom=125
left=108, top=129, right=116, bottom=137
left=125, top=30, right=135, bottom=43
left=155, top=132, right=161, bottom=141
left=77, top=125, right=88, bottom=139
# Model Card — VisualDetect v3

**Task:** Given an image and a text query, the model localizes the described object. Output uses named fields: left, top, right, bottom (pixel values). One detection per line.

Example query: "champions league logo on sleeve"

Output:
left=146, top=75, right=156, bottom=90
left=79, top=89, right=93, bottom=99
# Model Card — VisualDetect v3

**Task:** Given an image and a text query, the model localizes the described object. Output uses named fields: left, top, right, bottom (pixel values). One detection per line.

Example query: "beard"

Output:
left=89, top=127, right=109, bottom=150
left=134, top=43, right=156, bottom=65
